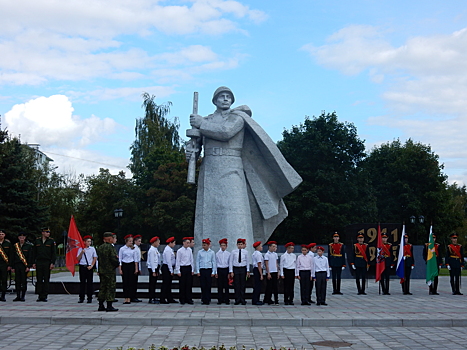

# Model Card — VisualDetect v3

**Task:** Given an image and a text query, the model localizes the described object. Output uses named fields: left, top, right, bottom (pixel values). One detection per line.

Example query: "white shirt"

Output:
left=135, top=244, right=142, bottom=270
left=252, top=250, right=264, bottom=269
left=295, top=254, right=314, bottom=276
left=147, top=245, right=160, bottom=272
left=176, top=246, right=194, bottom=273
left=118, top=245, right=138, bottom=265
left=216, top=249, right=230, bottom=268
left=162, top=245, right=176, bottom=273
left=280, top=252, right=296, bottom=276
left=77, top=246, right=97, bottom=266
left=264, top=251, right=279, bottom=273
left=196, top=248, right=217, bottom=274
left=313, top=255, right=330, bottom=278
left=229, top=248, right=250, bottom=272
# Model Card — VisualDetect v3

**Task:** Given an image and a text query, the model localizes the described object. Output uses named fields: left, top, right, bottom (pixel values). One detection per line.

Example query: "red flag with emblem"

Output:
left=375, top=223, right=385, bottom=282
left=66, top=215, right=84, bottom=276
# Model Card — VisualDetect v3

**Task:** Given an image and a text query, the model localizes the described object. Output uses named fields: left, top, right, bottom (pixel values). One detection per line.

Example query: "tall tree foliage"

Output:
left=275, top=112, right=376, bottom=243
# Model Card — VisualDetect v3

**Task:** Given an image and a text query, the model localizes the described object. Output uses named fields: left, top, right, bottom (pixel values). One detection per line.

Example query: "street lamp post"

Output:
left=114, top=208, right=123, bottom=233
left=409, top=215, right=425, bottom=244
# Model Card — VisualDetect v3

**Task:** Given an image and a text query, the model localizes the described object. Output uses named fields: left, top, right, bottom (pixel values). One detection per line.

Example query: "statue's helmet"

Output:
left=212, top=86, right=235, bottom=105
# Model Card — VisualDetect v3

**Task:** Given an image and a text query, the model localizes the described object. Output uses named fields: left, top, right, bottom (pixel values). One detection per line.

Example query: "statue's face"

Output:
left=215, top=92, right=232, bottom=110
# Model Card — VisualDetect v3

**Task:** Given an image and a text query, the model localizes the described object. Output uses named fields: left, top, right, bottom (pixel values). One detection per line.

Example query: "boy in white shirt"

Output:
left=216, top=238, right=231, bottom=304
left=263, top=241, right=279, bottom=305
left=147, top=236, right=160, bottom=304
left=313, top=246, right=330, bottom=306
left=251, top=241, right=264, bottom=305
left=295, top=244, right=314, bottom=305
left=280, top=242, right=297, bottom=305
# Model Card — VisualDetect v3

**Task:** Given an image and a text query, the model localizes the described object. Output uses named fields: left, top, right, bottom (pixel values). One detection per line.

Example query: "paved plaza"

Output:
left=1, top=275, right=467, bottom=349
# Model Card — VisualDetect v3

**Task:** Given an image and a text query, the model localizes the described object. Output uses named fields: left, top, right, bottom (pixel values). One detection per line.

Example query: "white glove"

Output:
left=391, top=265, right=394, bottom=269
left=329, top=267, right=332, bottom=270
left=342, top=266, right=345, bottom=270
left=411, top=266, right=414, bottom=270
left=448, top=266, right=451, bottom=270
left=352, top=265, right=356, bottom=270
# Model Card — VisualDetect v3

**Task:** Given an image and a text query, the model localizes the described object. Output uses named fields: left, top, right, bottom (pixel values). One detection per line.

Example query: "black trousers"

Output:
left=233, top=266, right=247, bottom=303
left=121, top=262, right=135, bottom=298
left=355, top=266, right=366, bottom=293
left=200, top=268, right=212, bottom=303
left=148, top=268, right=159, bottom=300
left=402, top=265, right=412, bottom=294
left=35, top=263, right=51, bottom=299
left=429, top=268, right=439, bottom=294
left=79, top=265, right=94, bottom=300
left=179, top=265, right=193, bottom=303
left=299, top=270, right=311, bottom=303
left=450, top=268, right=461, bottom=293
left=315, top=271, right=327, bottom=304
left=217, top=267, right=230, bottom=303
left=132, top=268, right=139, bottom=300
left=161, top=264, right=174, bottom=302
left=252, top=267, right=262, bottom=304
left=331, top=267, right=342, bottom=293
left=309, top=279, right=314, bottom=301
left=380, top=268, right=390, bottom=294
left=264, top=272, right=279, bottom=303
left=14, top=263, right=28, bottom=292
left=283, top=268, right=295, bottom=303
left=0, top=264, right=8, bottom=293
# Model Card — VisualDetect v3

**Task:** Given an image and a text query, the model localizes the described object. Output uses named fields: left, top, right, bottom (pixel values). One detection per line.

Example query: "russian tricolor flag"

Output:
left=396, top=225, right=405, bottom=280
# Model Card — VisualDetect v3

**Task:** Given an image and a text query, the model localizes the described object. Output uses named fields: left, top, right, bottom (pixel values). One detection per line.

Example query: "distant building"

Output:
left=27, top=144, right=54, bottom=168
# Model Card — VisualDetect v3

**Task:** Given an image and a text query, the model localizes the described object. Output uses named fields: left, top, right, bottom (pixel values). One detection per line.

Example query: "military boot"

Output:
left=20, top=291, right=26, bottom=301
left=13, top=291, right=21, bottom=302
left=106, top=301, right=118, bottom=312
left=98, top=300, right=106, bottom=311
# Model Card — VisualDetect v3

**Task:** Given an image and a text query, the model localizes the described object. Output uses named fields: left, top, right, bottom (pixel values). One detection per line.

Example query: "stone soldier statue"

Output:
left=187, top=87, right=302, bottom=250
left=97, top=232, right=120, bottom=312
left=12, top=232, right=33, bottom=301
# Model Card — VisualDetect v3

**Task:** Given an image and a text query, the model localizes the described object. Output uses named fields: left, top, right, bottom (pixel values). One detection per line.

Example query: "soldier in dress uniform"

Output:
left=32, top=227, right=56, bottom=302
left=400, top=234, right=414, bottom=295
left=380, top=234, right=394, bottom=295
left=12, top=231, right=33, bottom=301
left=446, top=233, right=464, bottom=295
left=328, top=233, right=346, bottom=295
left=349, top=233, right=368, bottom=295
left=423, top=233, right=442, bottom=295
left=96, top=232, right=119, bottom=312
left=0, top=229, right=12, bottom=302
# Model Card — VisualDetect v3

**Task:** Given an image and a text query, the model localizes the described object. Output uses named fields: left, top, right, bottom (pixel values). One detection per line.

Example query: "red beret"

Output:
left=83, top=235, right=92, bottom=240
left=316, top=246, right=324, bottom=251
left=133, top=235, right=142, bottom=239
left=219, top=238, right=228, bottom=244
left=267, top=241, right=277, bottom=245
left=188, top=237, right=194, bottom=240
left=182, top=237, right=190, bottom=241
left=284, top=242, right=295, bottom=248
left=202, top=238, right=211, bottom=244
left=123, top=234, right=133, bottom=240
left=166, top=237, right=175, bottom=244
left=301, top=244, right=308, bottom=248
left=150, top=236, right=160, bottom=244
left=308, top=243, right=316, bottom=249
left=237, top=238, right=246, bottom=244
left=253, top=241, right=262, bottom=248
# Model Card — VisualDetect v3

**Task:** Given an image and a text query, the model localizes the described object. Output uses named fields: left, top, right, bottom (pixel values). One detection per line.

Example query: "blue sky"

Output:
left=1, top=0, right=467, bottom=184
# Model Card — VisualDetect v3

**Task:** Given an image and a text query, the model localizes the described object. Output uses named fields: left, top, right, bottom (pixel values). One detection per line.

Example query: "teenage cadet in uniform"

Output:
left=0, top=229, right=12, bottom=302
left=349, top=233, right=368, bottom=295
left=132, top=234, right=143, bottom=303
left=196, top=238, right=217, bottom=305
left=216, top=238, right=230, bottom=304
left=251, top=241, right=264, bottom=305
left=295, top=244, right=313, bottom=305
left=119, top=235, right=139, bottom=304
left=32, top=228, right=56, bottom=302
left=380, top=234, right=394, bottom=295
left=177, top=237, right=194, bottom=305
left=147, top=236, right=161, bottom=304
left=12, top=231, right=33, bottom=302
left=97, top=232, right=119, bottom=312
left=281, top=242, right=297, bottom=305
left=263, top=241, right=279, bottom=305
left=313, top=246, right=330, bottom=306
left=161, top=237, right=177, bottom=304
left=423, top=233, right=442, bottom=295
left=229, top=238, right=250, bottom=305
left=329, top=233, right=346, bottom=295
left=76, top=235, right=97, bottom=303
left=401, top=234, right=414, bottom=295
left=307, top=243, right=317, bottom=303
left=446, top=233, right=464, bottom=295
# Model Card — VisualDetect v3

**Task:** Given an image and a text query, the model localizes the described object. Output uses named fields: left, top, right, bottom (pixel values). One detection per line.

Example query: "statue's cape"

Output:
left=231, top=105, right=303, bottom=242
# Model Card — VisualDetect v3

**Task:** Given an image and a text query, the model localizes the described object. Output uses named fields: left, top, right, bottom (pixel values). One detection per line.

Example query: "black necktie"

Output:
left=238, top=249, right=241, bottom=263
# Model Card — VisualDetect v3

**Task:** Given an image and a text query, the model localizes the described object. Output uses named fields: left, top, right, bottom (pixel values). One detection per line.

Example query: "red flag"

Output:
left=375, top=223, right=385, bottom=282
left=66, top=215, right=84, bottom=276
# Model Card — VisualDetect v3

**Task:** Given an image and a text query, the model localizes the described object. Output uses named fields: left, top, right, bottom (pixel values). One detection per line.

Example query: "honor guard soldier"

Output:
left=176, top=237, right=194, bottom=305
left=349, top=233, right=368, bottom=295
left=313, top=246, right=330, bottom=306
left=280, top=242, right=297, bottom=305
left=12, top=232, right=33, bottom=301
left=216, top=238, right=231, bottom=304
left=263, top=241, right=279, bottom=305
left=97, top=232, right=119, bottom=312
left=423, top=233, right=442, bottom=295
left=251, top=241, right=264, bottom=305
left=147, top=236, right=161, bottom=304
left=401, top=234, right=414, bottom=295
left=196, top=238, right=217, bottom=305
left=329, top=233, right=346, bottom=295
left=32, top=227, right=56, bottom=302
left=380, top=233, right=394, bottom=295
left=229, top=238, right=250, bottom=305
left=0, top=229, right=12, bottom=301
left=161, top=237, right=177, bottom=304
left=446, top=233, right=464, bottom=295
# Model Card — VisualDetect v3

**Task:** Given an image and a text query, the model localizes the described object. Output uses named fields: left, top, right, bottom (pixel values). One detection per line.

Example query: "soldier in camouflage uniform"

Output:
left=0, top=229, right=12, bottom=302
left=97, top=232, right=119, bottom=312
left=11, top=232, right=33, bottom=301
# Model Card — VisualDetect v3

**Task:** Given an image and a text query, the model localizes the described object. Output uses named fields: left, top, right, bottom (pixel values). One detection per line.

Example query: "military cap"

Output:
left=103, top=232, right=114, bottom=238
left=41, top=227, right=50, bottom=232
left=450, top=233, right=458, bottom=238
left=357, top=233, right=364, bottom=238
left=333, top=233, right=339, bottom=237
left=18, top=231, right=26, bottom=237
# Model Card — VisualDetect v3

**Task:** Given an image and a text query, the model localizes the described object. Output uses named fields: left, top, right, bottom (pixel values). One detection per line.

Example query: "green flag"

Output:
left=426, top=225, right=438, bottom=285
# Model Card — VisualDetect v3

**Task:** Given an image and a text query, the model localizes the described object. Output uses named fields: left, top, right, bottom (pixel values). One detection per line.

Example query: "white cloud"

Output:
left=68, top=86, right=176, bottom=102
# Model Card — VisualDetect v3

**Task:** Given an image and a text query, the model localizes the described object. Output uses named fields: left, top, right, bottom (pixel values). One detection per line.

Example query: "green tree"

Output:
left=274, top=112, right=376, bottom=243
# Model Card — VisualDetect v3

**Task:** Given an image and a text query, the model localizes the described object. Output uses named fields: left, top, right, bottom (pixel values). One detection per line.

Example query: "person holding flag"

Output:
left=349, top=233, right=369, bottom=295
left=423, top=230, right=441, bottom=295
left=446, top=233, right=464, bottom=295
left=76, top=235, right=97, bottom=303
left=399, top=234, right=415, bottom=295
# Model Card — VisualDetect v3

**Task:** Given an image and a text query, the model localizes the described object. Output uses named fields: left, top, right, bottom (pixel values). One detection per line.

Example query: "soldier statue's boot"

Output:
left=106, top=301, right=119, bottom=312
left=13, top=291, right=21, bottom=302
left=20, top=290, right=26, bottom=301
left=0, top=292, right=6, bottom=302
left=98, top=300, right=106, bottom=311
